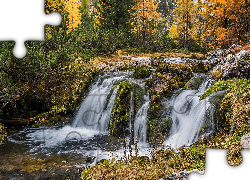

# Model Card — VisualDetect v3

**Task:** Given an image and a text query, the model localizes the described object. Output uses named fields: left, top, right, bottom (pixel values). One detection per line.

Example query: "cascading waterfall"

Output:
left=72, top=75, right=124, bottom=131
left=164, top=76, right=219, bottom=148
left=134, top=94, right=150, bottom=143
left=72, top=72, right=150, bottom=143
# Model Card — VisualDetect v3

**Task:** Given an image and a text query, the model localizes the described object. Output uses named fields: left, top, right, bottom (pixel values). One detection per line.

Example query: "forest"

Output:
left=0, top=0, right=250, bottom=179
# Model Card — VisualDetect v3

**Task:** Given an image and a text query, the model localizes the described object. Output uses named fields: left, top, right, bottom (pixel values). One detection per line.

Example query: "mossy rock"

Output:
left=110, top=81, right=131, bottom=137
left=183, top=76, right=204, bottom=90
left=161, top=117, right=172, bottom=137
left=200, top=78, right=250, bottom=133
left=131, top=83, right=147, bottom=114
left=86, top=156, right=96, bottom=163
left=97, top=159, right=109, bottom=165
left=133, top=65, right=151, bottom=79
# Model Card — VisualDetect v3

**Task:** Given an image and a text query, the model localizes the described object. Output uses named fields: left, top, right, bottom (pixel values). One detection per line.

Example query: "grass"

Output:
left=81, top=143, right=206, bottom=180
left=91, top=49, right=204, bottom=68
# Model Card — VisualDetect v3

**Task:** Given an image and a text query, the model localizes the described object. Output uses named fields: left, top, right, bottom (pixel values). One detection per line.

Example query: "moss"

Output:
left=97, top=159, right=109, bottom=165
left=110, top=81, right=131, bottom=137
left=81, top=145, right=206, bottom=179
left=183, top=76, right=203, bottom=90
left=0, top=123, right=7, bottom=144
left=201, top=78, right=250, bottom=133
left=104, top=84, right=119, bottom=110
left=161, top=117, right=172, bottom=137
left=133, top=65, right=151, bottom=79
left=145, top=78, right=153, bottom=88
left=211, top=70, right=223, bottom=80
left=147, top=63, right=193, bottom=145
left=32, top=113, right=70, bottom=127
left=131, top=83, right=147, bottom=114
left=147, top=94, right=165, bottom=144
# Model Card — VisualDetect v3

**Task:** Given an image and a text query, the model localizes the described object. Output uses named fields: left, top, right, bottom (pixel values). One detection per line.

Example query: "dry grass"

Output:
left=90, top=49, right=204, bottom=67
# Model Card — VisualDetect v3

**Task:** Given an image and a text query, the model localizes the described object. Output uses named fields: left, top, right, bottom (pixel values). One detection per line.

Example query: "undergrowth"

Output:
left=0, top=123, right=7, bottom=144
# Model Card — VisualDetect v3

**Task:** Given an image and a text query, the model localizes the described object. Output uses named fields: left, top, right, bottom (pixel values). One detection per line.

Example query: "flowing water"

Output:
left=164, top=75, right=219, bottom=148
left=0, top=70, right=225, bottom=178
left=134, top=94, right=149, bottom=143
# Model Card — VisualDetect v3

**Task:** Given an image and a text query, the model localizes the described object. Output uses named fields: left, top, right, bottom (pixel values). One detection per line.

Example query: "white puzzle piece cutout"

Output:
left=0, top=0, right=61, bottom=58
left=189, top=149, right=250, bottom=180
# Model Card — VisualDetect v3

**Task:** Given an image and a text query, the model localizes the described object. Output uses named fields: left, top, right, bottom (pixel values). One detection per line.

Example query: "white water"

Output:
left=164, top=76, right=216, bottom=148
left=134, top=94, right=150, bottom=143
left=7, top=71, right=225, bottom=166
left=72, top=75, right=125, bottom=132
left=26, top=126, right=100, bottom=147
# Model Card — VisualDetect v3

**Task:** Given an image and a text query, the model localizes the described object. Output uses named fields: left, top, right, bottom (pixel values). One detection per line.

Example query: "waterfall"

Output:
left=134, top=94, right=150, bottom=143
left=72, top=75, right=124, bottom=132
left=164, top=76, right=219, bottom=148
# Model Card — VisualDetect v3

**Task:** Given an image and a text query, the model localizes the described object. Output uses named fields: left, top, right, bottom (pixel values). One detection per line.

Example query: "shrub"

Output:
left=133, top=65, right=151, bottom=79
left=0, top=123, right=7, bottom=144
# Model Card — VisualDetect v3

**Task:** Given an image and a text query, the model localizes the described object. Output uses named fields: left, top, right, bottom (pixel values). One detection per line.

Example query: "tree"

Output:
left=96, top=0, right=135, bottom=34
left=133, top=0, right=160, bottom=46
left=81, top=0, right=92, bottom=15
left=45, top=0, right=82, bottom=31
left=65, top=0, right=81, bottom=31
left=169, top=23, right=178, bottom=40
left=202, top=0, right=250, bottom=48
left=174, top=0, right=201, bottom=49
left=157, top=0, right=176, bottom=31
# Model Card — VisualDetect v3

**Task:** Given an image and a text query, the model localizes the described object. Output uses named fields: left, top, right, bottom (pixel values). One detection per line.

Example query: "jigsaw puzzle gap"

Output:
left=13, top=41, right=27, bottom=59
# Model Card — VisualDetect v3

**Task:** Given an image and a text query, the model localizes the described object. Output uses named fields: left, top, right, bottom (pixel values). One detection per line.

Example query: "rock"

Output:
left=210, top=48, right=250, bottom=79
left=183, top=76, right=204, bottom=90
left=241, top=133, right=250, bottom=149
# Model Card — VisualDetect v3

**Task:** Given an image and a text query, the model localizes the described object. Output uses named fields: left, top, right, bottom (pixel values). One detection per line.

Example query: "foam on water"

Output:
left=164, top=76, right=217, bottom=148
left=134, top=94, right=150, bottom=143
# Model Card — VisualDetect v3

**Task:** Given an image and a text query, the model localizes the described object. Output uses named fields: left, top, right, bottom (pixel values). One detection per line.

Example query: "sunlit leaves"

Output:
left=202, top=0, right=250, bottom=48
left=174, top=0, right=202, bottom=48
left=65, top=0, right=82, bottom=30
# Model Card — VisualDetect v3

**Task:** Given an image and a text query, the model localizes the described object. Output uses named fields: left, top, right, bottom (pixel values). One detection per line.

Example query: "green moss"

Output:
left=183, top=76, right=203, bottom=90
left=201, top=78, right=250, bottom=133
left=0, top=123, right=7, bottom=145
left=147, top=63, right=193, bottom=145
left=133, top=65, right=151, bottom=79
left=104, top=84, right=119, bottom=110
left=131, top=83, right=147, bottom=114
left=145, top=78, right=153, bottom=88
left=161, top=117, right=172, bottom=136
left=110, top=81, right=131, bottom=137
left=200, top=78, right=249, bottom=100
left=32, top=113, right=70, bottom=127
left=147, top=94, right=165, bottom=144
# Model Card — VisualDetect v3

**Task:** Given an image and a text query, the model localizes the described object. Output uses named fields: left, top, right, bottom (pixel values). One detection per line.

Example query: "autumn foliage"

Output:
left=202, top=0, right=250, bottom=48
